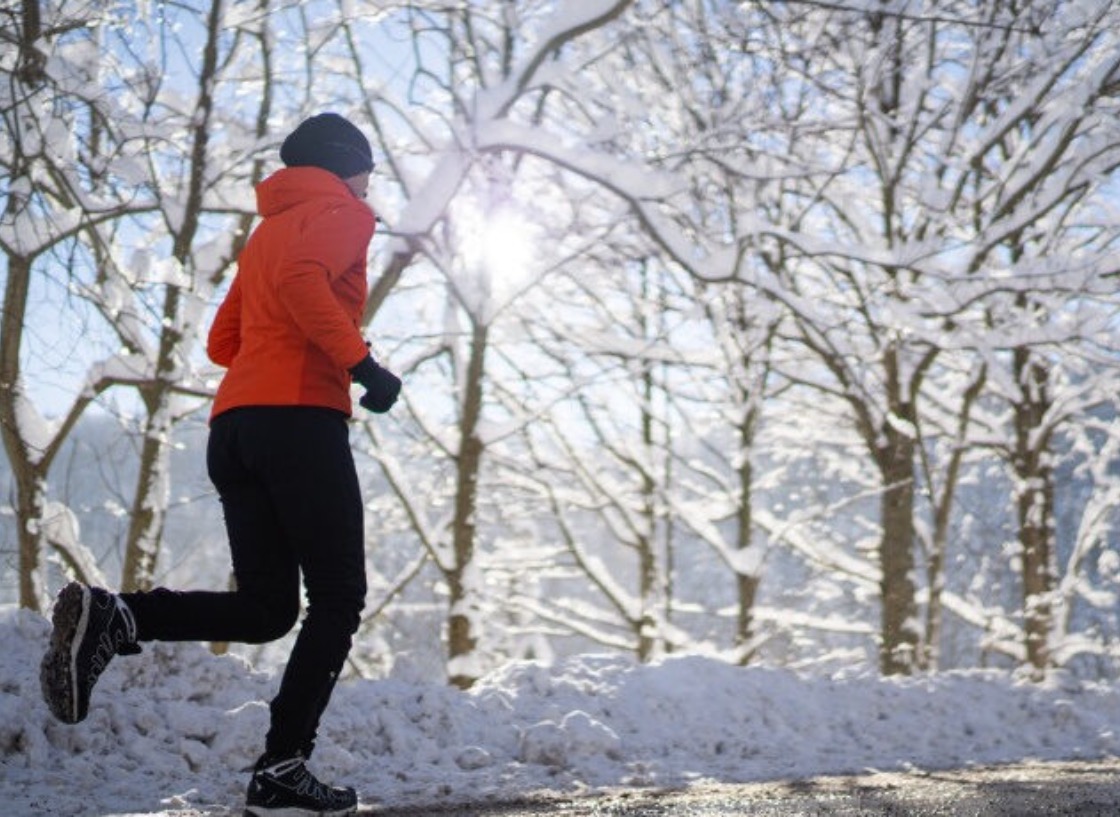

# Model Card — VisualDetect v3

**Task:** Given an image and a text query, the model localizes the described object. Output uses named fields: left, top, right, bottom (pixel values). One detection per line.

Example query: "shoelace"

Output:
left=261, top=757, right=346, bottom=804
left=291, top=765, right=329, bottom=800
left=84, top=598, right=138, bottom=687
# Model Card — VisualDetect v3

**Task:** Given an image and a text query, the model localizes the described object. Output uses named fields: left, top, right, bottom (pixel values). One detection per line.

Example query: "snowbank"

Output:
left=2, top=606, right=1118, bottom=815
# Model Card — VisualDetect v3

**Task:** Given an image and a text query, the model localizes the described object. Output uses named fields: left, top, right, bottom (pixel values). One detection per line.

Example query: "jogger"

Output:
left=40, top=112, right=402, bottom=817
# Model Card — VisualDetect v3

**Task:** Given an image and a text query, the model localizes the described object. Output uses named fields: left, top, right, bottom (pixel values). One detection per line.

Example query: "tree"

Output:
left=338, top=0, right=636, bottom=686
left=4, top=0, right=281, bottom=605
left=9, top=0, right=1120, bottom=686
left=519, top=251, right=692, bottom=662
left=474, top=0, right=1120, bottom=678
left=924, top=0, right=1120, bottom=675
left=755, top=0, right=1120, bottom=674
left=2, top=0, right=143, bottom=608
left=113, top=0, right=275, bottom=591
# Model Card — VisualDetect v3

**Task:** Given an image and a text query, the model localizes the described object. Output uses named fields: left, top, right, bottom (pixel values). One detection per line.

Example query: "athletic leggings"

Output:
left=121, top=406, right=367, bottom=759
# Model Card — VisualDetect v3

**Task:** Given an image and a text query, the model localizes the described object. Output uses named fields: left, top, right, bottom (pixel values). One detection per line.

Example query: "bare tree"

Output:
left=2, top=1, right=144, bottom=608
left=337, top=1, right=634, bottom=686
left=115, top=0, right=274, bottom=592
left=473, top=0, right=1120, bottom=677
left=517, top=252, right=689, bottom=662
left=2, top=0, right=280, bottom=606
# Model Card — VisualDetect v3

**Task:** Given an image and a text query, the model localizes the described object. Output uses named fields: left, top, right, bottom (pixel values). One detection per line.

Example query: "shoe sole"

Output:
left=39, top=582, right=90, bottom=724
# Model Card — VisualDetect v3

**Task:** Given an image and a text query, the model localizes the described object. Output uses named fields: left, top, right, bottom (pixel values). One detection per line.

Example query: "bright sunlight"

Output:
left=454, top=200, right=540, bottom=309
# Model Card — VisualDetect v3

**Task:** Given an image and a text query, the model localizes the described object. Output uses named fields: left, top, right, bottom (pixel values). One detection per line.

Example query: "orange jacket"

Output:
left=207, top=166, right=376, bottom=418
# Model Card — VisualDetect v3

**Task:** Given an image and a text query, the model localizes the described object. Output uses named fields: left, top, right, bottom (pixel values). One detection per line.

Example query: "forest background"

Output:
left=3, top=0, right=1120, bottom=691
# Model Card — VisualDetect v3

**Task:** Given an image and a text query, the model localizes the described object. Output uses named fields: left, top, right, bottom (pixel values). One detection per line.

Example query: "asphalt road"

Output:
left=364, top=759, right=1120, bottom=816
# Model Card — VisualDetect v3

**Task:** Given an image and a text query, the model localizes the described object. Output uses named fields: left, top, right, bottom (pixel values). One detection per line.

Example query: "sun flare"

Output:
left=483, top=210, right=536, bottom=285
left=457, top=203, right=539, bottom=303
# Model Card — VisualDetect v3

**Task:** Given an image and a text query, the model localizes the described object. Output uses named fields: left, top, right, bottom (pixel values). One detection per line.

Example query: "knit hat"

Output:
left=279, top=113, right=374, bottom=178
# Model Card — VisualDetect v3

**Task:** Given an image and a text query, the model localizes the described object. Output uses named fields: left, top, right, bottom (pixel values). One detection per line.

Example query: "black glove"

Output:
left=349, top=355, right=401, bottom=413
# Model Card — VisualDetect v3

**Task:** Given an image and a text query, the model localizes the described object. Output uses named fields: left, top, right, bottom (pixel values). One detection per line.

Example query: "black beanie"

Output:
left=279, top=113, right=374, bottom=178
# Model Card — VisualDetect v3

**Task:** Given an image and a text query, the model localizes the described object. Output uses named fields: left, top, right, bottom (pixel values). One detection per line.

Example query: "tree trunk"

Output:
left=10, top=433, right=47, bottom=612
left=876, top=345, right=920, bottom=677
left=0, top=238, right=47, bottom=610
left=1013, top=347, right=1055, bottom=678
left=447, top=321, right=487, bottom=689
left=877, top=427, right=918, bottom=675
left=119, top=0, right=221, bottom=591
left=734, top=403, right=760, bottom=664
left=921, top=363, right=986, bottom=670
left=121, top=384, right=174, bottom=591
left=18, top=0, right=46, bottom=86
left=636, top=344, right=659, bottom=662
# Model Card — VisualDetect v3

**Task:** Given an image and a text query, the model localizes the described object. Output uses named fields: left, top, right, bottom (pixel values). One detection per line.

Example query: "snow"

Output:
left=3, top=607, right=1119, bottom=816
left=12, top=381, right=57, bottom=466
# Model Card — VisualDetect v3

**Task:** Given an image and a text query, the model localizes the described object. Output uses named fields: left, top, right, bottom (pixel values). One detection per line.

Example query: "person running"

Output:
left=40, top=112, right=401, bottom=817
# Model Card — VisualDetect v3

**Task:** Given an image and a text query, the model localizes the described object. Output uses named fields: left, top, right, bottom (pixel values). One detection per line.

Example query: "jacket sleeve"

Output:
left=207, top=274, right=242, bottom=367
left=276, top=203, right=376, bottom=370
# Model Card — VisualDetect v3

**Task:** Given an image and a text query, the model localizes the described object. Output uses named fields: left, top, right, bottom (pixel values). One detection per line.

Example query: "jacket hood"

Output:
left=255, top=166, right=356, bottom=218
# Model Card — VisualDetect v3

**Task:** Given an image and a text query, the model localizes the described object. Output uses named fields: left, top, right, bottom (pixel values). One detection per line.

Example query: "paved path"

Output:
left=364, top=759, right=1120, bottom=816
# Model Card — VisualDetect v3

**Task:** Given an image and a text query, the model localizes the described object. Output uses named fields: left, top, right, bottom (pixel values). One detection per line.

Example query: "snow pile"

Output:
left=2, top=606, right=1119, bottom=815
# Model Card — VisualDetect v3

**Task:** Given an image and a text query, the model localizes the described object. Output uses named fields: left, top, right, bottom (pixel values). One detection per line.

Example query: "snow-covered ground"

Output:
left=2, top=605, right=1119, bottom=816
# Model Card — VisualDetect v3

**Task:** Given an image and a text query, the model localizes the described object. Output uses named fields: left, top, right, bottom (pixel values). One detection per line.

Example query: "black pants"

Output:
left=121, top=406, right=367, bottom=759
